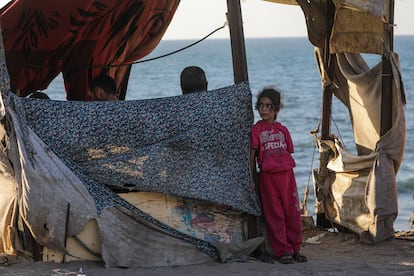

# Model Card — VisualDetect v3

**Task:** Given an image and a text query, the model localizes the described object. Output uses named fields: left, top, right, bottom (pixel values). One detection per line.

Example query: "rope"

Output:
left=129, top=21, right=228, bottom=66
left=331, top=115, right=347, bottom=150
left=18, top=22, right=228, bottom=71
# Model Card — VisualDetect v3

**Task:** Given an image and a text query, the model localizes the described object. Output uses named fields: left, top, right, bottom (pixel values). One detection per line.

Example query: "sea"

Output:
left=46, top=36, right=414, bottom=231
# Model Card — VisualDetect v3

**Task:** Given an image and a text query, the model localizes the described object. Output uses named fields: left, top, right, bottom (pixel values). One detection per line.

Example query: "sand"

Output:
left=1, top=229, right=413, bottom=276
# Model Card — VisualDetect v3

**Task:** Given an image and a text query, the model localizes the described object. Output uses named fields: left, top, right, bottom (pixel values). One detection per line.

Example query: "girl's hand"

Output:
left=251, top=180, right=256, bottom=191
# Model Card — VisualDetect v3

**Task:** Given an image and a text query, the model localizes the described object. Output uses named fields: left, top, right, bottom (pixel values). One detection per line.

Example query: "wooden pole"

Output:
left=226, top=0, right=254, bottom=242
left=380, top=0, right=394, bottom=136
left=320, top=0, right=335, bottom=140
left=226, top=0, right=249, bottom=84
left=317, top=0, right=335, bottom=228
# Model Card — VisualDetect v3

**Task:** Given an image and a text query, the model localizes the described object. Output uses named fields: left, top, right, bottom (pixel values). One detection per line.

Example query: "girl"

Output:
left=250, top=87, right=306, bottom=264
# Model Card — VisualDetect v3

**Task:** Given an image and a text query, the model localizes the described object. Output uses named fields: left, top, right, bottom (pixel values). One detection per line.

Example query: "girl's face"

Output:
left=258, top=96, right=277, bottom=123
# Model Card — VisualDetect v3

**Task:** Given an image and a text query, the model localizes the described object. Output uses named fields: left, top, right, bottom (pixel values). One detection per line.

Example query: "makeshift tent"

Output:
left=0, top=0, right=264, bottom=268
left=0, top=0, right=407, bottom=269
left=0, top=42, right=264, bottom=267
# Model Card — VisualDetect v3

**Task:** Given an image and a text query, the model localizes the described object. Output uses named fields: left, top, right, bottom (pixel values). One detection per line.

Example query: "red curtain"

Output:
left=0, top=0, right=179, bottom=100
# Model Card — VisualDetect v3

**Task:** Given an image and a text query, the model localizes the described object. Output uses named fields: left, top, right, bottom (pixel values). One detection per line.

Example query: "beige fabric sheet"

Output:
left=314, top=50, right=405, bottom=243
left=0, top=125, right=17, bottom=254
left=297, top=0, right=391, bottom=54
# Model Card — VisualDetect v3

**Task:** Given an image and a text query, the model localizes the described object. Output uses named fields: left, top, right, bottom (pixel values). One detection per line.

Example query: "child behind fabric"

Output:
left=89, top=74, right=118, bottom=101
left=249, top=87, right=307, bottom=264
left=180, top=66, right=208, bottom=94
left=28, top=91, right=50, bottom=99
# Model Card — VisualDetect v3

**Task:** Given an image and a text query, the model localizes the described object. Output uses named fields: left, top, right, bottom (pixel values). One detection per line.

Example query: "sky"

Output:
left=0, top=0, right=412, bottom=39
left=162, top=0, right=414, bottom=40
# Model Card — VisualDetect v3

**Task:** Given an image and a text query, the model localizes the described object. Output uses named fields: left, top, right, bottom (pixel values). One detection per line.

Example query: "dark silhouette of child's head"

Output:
left=180, top=66, right=208, bottom=94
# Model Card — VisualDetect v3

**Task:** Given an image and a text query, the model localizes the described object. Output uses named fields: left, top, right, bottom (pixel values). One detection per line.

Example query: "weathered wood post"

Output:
left=226, top=0, right=258, bottom=244
left=316, top=0, right=335, bottom=228
left=380, top=0, right=394, bottom=135
left=226, top=0, right=249, bottom=84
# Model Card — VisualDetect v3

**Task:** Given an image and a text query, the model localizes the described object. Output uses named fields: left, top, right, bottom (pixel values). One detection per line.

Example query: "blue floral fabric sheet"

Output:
left=7, top=82, right=261, bottom=216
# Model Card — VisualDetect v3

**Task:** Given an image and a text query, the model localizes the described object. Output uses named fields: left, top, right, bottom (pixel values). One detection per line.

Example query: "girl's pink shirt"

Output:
left=250, top=120, right=295, bottom=172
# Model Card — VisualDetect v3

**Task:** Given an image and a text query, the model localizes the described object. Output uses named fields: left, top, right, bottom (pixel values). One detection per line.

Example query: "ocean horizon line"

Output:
left=161, top=34, right=414, bottom=42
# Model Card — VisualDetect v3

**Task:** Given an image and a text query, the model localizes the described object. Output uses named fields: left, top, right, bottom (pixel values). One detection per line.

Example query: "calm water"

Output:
left=47, top=36, right=414, bottom=231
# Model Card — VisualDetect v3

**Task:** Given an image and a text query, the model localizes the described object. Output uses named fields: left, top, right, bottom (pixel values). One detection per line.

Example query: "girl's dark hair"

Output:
left=255, top=87, right=283, bottom=110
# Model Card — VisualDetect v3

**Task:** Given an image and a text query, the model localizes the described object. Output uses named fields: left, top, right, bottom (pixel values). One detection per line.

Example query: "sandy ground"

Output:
left=1, top=229, right=413, bottom=276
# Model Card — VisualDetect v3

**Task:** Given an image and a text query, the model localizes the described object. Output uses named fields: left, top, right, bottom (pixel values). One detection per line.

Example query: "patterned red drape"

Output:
left=0, top=0, right=179, bottom=100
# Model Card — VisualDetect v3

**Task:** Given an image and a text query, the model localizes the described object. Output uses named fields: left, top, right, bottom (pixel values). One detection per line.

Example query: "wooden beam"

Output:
left=317, top=0, right=336, bottom=229
left=226, top=0, right=249, bottom=83
left=380, top=0, right=394, bottom=136
left=320, top=0, right=335, bottom=140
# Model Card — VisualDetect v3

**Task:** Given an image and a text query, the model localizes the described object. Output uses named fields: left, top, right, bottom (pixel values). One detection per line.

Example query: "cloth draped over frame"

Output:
left=0, top=78, right=262, bottom=267
left=266, top=1, right=406, bottom=242
left=0, top=0, right=180, bottom=100
left=296, top=0, right=406, bottom=243
left=312, top=50, right=405, bottom=243
left=282, top=0, right=391, bottom=55
left=0, top=0, right=263, bottom=267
